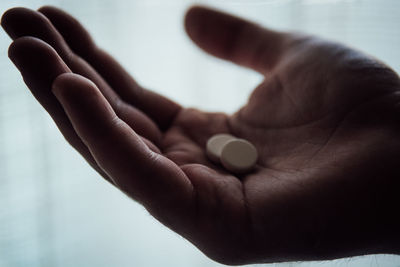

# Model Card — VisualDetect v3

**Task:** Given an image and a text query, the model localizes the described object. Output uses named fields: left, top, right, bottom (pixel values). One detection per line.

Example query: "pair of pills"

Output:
left=206, top=134, right=258, bottom=174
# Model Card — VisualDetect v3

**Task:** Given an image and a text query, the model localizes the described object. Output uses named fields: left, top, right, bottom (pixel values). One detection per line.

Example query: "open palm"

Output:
left=2, top=6, right=400, bottom=265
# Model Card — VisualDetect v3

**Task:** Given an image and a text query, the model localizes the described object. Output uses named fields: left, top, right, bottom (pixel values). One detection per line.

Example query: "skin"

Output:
left=1, top=5, right=400, bottom=265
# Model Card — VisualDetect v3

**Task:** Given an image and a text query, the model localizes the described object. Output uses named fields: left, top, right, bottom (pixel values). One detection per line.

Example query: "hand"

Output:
left=2, top=6, right=400, bottom=265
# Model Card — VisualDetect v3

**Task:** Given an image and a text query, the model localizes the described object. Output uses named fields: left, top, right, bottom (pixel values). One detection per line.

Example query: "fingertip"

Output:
left=1, top=7, right=23, bottom=26
left=52, top=72, right=97, bottom=101
left=184, top=5, right=213, bottom=41
left=1, top=7, right=48, bottom=39
left=38, top=5, right=96, bottom=54
left=51, top=72, right=119, bottom=142
left=38, top=5, right=68, bottom=20
left=8, top=36, right=65, bottom=68
left=184, top=5, right=217, bottom=23
left=8, top=35, right=34, bottom=53
left=37, top=5, right=58, bottom=13
left=8, top=36, right=41, bottom=65
left=51, top=72, right=76, bottom=98
left=184, top=5, right=201, bottom=27
left=1, top=7, right=12, bottom=28
left=7, top=36, right=18, bottom=60
left=1, top=7, right=25, bottom=38
left=183, top=7, right=197, bottom=41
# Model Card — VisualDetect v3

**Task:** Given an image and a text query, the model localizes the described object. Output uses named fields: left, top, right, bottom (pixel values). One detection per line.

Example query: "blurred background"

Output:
left=0, top=0, right=399, bottom=266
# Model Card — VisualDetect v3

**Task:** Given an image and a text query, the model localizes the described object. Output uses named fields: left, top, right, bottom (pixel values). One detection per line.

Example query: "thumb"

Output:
left=184, top=6, right=289, bottom=74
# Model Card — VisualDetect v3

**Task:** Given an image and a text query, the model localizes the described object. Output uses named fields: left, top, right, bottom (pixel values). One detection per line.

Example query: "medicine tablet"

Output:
left=206, top=134, right=235, bottom=163
left=220, top=139, right=258, bottom=173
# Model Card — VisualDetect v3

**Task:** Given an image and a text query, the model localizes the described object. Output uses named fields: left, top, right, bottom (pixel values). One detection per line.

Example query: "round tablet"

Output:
left=220, top=139, right=258, bottom=173
left=206, top=134, right=235, bottom=163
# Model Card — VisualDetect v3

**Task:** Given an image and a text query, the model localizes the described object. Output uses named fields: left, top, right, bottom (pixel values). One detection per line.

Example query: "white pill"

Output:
left=206, top=134, right=235, bottom=163
left=220, top=139, right=258, bottom=173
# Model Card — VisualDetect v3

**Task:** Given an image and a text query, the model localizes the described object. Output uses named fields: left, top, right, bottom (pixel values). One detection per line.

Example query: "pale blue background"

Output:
left=0, top=0, right=399, bottom=266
